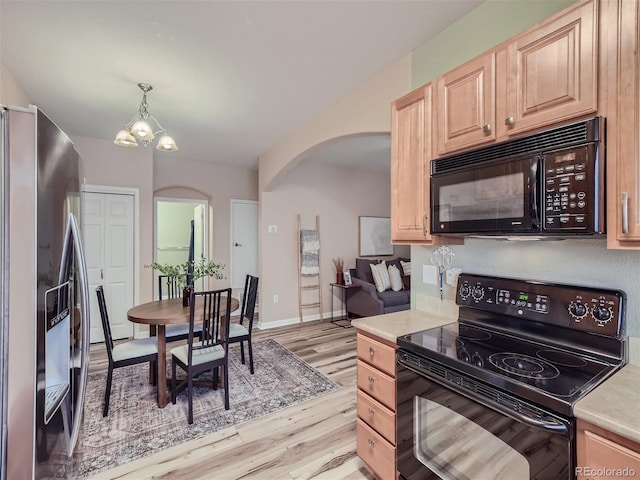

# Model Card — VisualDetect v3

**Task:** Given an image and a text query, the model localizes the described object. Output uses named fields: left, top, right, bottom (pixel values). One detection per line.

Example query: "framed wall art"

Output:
left=359, top=216, right=393, bottom=257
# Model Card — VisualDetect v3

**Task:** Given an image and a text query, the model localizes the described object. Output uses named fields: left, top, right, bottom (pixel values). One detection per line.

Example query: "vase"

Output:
left=337, top=272, right=344, bottom=285
left=182, top=285, right=193, bottom=307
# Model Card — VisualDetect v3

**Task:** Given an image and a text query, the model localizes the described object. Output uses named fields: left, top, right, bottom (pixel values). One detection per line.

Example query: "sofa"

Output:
left=346, top=257, right=411, bottom=317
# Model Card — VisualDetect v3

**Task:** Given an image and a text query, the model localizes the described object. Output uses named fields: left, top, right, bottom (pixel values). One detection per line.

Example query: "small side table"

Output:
left=330, top=283, right=360, bottom=328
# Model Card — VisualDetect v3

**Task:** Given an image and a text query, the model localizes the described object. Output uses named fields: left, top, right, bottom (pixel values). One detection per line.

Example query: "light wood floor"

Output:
left=88, top=320, right=375, bottom=480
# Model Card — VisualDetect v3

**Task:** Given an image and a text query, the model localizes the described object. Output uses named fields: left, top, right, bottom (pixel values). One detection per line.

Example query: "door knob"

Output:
left=234, top=242, right=243, bottom=247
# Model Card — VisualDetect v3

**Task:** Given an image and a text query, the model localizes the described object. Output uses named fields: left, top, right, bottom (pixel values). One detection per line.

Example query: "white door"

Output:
left=82, top=192, right=135, bottom=342
left=193, top=204, right=206, bottom=291
left=231, top=200, right=259, bottom=289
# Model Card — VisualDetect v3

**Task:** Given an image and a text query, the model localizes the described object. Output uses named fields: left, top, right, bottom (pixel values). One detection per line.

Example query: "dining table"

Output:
left=127, top=295, right=239, bottom=408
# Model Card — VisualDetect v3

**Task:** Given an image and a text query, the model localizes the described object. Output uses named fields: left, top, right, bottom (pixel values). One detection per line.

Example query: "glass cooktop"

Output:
left=397, top=322, right=617, bottom=405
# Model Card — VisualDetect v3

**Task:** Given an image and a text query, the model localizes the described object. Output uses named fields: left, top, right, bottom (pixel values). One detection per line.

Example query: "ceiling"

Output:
left=1, top=1, right=482, bottom=171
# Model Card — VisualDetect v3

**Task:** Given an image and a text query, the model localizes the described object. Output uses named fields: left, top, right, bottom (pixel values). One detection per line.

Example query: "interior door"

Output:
left=193, top=204, right=206, bottom=291
left=231, top=200, right=259, bottom=289
left=82, top=192, right=135, bottom=342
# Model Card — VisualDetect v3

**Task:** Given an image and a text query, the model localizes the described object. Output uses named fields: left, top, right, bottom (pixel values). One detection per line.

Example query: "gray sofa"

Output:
left=346, top=257, right=410, bottom=317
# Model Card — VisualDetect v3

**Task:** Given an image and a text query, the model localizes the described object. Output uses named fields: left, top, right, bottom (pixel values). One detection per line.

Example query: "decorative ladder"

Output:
left=297, top=214, right=323, bottom=324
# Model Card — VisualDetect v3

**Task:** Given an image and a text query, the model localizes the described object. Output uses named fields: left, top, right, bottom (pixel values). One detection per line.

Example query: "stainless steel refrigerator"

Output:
left=0, top=105, right=90, bottom=479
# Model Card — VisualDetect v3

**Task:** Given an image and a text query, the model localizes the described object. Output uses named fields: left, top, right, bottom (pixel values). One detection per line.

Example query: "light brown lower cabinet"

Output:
left=577, top=419, right=640, bottom=480
left=356, top=331, right=397, bottom=479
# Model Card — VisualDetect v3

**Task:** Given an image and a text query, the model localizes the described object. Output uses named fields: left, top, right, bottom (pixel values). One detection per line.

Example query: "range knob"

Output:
left=592, top=305, right=613, bottom=325
left=459, top=349, right=470, bottom=363
left=459, top=284, right=471, bottom=299
left=568, top=301, right=588, bottom=320
left=472, top=286, right=485, bottom=301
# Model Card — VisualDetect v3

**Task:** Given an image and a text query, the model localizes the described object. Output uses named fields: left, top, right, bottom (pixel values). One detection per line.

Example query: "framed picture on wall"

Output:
left=343, top=270, right=352, bottom=286
left=359, top=216, right=393, bottom=256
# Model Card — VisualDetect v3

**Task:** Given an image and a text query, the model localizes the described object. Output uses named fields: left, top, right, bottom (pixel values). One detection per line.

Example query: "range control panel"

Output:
left=456, top=273, right=624, bottom=337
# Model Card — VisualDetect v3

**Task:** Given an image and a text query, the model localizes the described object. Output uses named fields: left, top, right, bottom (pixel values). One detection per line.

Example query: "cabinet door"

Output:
left=435, top=52, right=496, bottom=154
left=391, top=85, right=431, bottom=243
left=504, top=0, right=597, bottom=135
left=606, top=0, right=640, bottom=246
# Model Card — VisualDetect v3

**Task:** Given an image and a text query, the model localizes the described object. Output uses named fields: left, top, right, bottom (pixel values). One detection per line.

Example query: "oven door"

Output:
left=431, top=155, right=540, bottom=235
left=397, top=354, right=574, bottom=480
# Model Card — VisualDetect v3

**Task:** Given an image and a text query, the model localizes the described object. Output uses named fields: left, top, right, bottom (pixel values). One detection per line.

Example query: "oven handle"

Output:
left=398, top=357, right=570, bottom=436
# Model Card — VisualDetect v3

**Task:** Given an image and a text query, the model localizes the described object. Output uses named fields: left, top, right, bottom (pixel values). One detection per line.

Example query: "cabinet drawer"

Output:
left=357, top=333, right=396, bottom=377
left=357, top=390, right=396, bottom=445
left=581, top=430, right=640, bottom=479
left=357, top=360, right=395, bottom=410
left=357, top=418, right=396, bottom=480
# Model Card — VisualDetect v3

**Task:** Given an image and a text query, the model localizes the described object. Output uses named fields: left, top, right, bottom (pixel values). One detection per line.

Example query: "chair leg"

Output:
left=248, top=339, right=254, bottom=375
left=103, top=367, right=113, bottom=417
left=223, top=364, right=230, bottom=410
left=171, top=359, right=177, bottom=405
left=240, top=341, right=245, bottom=364
left=213, top=367, right=218, bottom=390
left=187, top=375, right=193, bottom=424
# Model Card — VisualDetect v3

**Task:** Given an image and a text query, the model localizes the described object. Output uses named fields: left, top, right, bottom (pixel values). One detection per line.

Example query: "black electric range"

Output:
left=397, top=273, right=626, bottom=417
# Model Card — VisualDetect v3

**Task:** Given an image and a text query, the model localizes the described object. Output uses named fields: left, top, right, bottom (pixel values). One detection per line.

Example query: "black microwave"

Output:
left=430, top=117, right=605, bottom=237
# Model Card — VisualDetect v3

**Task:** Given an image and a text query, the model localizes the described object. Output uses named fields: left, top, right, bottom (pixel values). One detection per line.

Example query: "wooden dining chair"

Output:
left=228, top=275, right=259, bottom=374
left=156, top=274, right=202, bottom=342
left=171, top=288, right=232, bottom=424
left=96, top=286, right=158, bottom=417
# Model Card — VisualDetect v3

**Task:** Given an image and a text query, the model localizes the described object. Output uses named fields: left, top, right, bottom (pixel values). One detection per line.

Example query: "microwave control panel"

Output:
left=543, top=145, right=596, bottom=232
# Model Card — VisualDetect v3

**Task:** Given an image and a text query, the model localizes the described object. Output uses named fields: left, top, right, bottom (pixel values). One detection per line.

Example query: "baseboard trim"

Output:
left=257, top=310, right=341, bottom=330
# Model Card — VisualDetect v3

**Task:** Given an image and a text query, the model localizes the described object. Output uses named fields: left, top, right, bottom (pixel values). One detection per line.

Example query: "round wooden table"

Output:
left=127, top=296, right=239, bottom=408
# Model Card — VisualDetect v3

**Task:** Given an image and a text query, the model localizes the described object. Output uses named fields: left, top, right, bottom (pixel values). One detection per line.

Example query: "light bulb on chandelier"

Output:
left=114, top=83, right=178, bottom=152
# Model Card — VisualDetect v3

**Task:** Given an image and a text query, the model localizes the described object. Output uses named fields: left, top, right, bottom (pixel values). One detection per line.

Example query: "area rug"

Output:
left=65, top=339, right=340, bottom=479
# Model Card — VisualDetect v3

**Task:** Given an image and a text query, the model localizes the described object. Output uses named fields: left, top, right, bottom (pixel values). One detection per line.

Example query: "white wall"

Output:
left=153, top=156, right=258, bottom=290
left=260, top=162, right=409, bottom=327
left=0, top=61, right=31, bottom=107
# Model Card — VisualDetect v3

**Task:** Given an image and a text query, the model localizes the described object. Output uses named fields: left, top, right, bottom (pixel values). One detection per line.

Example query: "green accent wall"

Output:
left=412, top=0, right=575, bottom=88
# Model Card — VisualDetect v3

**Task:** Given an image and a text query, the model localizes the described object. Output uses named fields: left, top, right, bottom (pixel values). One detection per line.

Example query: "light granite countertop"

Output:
left=574, top=363, right=640, bottom=444
left=351, top=309, right=456, bottom=344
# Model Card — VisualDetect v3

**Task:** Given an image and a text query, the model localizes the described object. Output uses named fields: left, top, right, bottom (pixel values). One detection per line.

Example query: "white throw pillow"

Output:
left=400, top=260, right=411, bottom=276
left=388, top=264, right=403, bottom=291
left=370, top=261, right=390, bottom=293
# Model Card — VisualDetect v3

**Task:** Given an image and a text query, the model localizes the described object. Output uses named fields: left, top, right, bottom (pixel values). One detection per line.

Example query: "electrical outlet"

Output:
left=445, top=268, right=462, bottom=286
left=273, top=294, right=279, bottom=304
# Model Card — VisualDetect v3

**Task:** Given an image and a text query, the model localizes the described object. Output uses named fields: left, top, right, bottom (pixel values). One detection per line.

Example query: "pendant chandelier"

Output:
left=113, top=83, right=178, bottom=152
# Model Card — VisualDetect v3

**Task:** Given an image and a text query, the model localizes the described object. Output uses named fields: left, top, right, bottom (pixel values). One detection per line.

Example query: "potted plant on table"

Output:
left=146, top=259, right=225, bottom=306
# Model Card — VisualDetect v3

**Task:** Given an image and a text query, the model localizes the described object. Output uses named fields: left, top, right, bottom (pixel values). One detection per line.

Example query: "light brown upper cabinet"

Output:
left=435, top=53, right=496, bottom=155
left=391, top=85, right=432, bottom=243
left=504, top=0, right=598, bottom=136
left=603, top=0, right=640, bottom=247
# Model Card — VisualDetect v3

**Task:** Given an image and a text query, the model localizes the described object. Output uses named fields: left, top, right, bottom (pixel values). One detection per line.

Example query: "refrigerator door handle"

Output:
left=68, top=213, right=90, bottom=456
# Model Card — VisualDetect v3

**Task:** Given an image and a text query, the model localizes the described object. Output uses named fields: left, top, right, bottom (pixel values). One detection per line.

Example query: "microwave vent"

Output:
left=432, top=117, right=600, bottom=175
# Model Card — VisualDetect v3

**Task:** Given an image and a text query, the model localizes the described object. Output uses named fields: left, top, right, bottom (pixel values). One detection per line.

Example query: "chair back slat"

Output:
left=158, top=274, right=190, bottom=300
left=188, top=288, right=232, bottom=364
left=95, top=286, right=115, bottom=361
left=240, top=275, right=259, bottom=332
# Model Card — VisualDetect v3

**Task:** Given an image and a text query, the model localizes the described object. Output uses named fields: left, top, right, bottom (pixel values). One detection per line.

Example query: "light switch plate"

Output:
left=422, top=264, right=438, bottom=285
left=446, top=268, right=462, bottom=286
left=268, top=225, right=277, bottom=233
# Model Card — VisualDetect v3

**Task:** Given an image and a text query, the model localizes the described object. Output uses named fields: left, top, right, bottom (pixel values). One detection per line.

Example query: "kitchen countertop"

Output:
left=574, top=363, right=640, bottom=444
left=351, top=309, right=456, bottom=344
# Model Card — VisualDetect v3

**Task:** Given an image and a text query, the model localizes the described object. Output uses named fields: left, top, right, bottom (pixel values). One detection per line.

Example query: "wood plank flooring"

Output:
left=88, top=321, right=375, bottom=480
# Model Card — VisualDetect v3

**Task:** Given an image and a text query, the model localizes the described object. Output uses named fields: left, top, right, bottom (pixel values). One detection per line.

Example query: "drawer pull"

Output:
left=368, top=375, right=375, bottom=383
left=368, top=407, right=375, bottom=415
left=369, top=346, right=375, bottom=356
left=367, top=438, right=376, bottom=447
left=505, top=116, right=515, bottom=126
left=482, top=123, right=491, bottom=134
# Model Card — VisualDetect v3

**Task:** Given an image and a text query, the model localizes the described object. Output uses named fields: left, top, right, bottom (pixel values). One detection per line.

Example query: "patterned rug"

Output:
left=64, top=339, right=340, bottom=479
